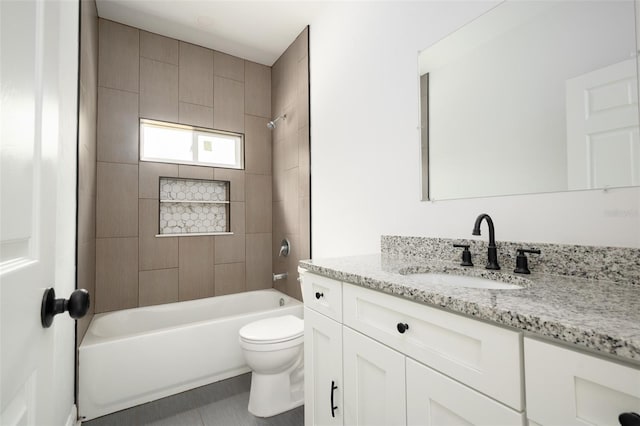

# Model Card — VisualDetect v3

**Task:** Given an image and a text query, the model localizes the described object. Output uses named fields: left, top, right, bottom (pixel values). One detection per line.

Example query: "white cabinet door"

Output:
left=525, top=338, right=640, bottom=426
left=343, top=327, right=406, bottom=426
left=406, top=359, right=525, bottom=426
left=305, top=308, right=343, bottom=426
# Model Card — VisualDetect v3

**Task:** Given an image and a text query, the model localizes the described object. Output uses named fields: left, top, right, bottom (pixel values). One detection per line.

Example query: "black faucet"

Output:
left=472, top=213, right=500, bottom=270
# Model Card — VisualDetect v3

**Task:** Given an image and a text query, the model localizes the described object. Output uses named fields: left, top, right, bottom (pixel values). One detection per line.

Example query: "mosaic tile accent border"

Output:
left=381, top=235, right=640, bottom=285
left=160, top=178, right=227, bottom=202
left=160, top=202, right=227, bottom=234
left=159, top=177, right=230, bottom=235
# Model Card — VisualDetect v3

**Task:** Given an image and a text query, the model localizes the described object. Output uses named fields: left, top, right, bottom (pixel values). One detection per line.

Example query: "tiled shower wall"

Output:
left=95, top=19, right=273, bottom=313
left=272, top=28, right=311, bottom=300
left=77, top=0, right=98, bottom=340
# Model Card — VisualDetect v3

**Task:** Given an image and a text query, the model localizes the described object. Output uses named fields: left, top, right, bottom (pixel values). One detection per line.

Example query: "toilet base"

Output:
left=247, top=362, right=304, bottom=417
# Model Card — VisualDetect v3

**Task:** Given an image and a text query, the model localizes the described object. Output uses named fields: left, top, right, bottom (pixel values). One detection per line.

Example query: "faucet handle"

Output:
left=453, top=244, right=473, bottom=267
left=514, top=248, right=541, bottom=274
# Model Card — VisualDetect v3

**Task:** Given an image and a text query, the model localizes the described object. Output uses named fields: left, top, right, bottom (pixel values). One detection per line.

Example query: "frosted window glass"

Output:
left=142, top=125, right=193, bottom=162
left=198, top=135, right=237, bottom=165
left=140, top=119, right=243, bottom=169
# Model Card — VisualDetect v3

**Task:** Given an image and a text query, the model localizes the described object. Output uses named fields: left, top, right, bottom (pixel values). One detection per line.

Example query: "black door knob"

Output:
left=41, top=288, right=90, bottom=328
left=397, top=323, right=409, bottom=333
left=620, top=413, right=640, bottom=426
left=315, top=292, right=324, bottom=299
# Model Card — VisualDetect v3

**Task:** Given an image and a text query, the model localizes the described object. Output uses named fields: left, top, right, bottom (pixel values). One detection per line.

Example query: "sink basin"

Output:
left=406, top=272, right=523, bottom=290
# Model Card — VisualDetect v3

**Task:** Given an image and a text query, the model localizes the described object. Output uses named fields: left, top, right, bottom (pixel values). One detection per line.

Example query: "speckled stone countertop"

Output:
left=299, top=254, right=640, bottom=364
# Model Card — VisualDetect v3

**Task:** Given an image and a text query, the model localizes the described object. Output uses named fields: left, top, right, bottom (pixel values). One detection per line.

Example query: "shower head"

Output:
left=266, top=114, right=286, bottom=129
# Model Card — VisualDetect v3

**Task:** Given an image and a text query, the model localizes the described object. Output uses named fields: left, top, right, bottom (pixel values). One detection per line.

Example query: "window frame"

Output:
left=139, top=118, right=245, bottom=170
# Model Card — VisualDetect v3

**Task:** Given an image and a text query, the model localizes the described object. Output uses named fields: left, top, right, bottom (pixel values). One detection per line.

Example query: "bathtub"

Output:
left=78, top=289, right=303, bottom=421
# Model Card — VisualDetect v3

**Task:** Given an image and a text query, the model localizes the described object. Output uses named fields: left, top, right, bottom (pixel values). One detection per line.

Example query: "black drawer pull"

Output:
left=315, top=292, right=324, bottom=299
left=331, top=380, right=338, bottom=418
left=397, top=322, right=409, bottom=334
left=619, top=413, right=640, bottom=426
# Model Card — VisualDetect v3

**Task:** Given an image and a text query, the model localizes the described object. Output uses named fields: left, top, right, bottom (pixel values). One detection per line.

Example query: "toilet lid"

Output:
left=239, top=315, right=304, bottom=344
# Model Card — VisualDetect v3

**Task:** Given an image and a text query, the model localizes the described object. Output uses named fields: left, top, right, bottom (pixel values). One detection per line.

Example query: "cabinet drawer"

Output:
left=407, top=358, right=525, bottom=426
left=343, top=283, right=523, bottom=410
left=525, top=338, right=640, bottom=426
left=301, top=271, right=342, bottom=321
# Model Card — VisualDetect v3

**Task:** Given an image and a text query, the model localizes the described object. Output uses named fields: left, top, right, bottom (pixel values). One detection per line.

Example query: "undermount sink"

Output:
left=403, top=272, right=525, bottom=290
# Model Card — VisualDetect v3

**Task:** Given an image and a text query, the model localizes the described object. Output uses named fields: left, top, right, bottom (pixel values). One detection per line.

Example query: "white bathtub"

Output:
left=78, top=289, right=303, bottom=421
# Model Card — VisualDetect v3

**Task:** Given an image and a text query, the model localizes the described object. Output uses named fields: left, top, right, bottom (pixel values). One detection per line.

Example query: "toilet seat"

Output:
left=239, top=315, right=303, bottom=344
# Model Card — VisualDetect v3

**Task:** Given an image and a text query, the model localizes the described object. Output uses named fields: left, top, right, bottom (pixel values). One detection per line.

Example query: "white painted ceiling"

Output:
left=95, top=0, right=328, bottom=65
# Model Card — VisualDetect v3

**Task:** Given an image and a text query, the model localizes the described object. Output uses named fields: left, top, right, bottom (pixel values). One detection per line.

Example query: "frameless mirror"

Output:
left=419, top=1, right=639, bottom=200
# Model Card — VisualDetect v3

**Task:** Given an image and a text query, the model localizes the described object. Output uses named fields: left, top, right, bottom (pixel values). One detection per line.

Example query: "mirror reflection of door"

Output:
left=566, top=59, right=640, bottom=190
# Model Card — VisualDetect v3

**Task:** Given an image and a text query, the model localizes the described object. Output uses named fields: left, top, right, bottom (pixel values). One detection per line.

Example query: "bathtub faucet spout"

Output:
left=272, top=272, right=288, bottom=282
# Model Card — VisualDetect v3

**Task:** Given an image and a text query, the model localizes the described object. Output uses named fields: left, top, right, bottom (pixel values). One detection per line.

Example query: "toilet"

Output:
left=239, top=314, right=304, bottom=417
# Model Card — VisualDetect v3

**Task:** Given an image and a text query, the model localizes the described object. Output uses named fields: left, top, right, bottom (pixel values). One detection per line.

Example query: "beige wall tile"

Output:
left=98, top=19, right=139, bottom=92
left=179, top=102, right=213, bottom=128
left=299, top=197, right=310, bottom=260
left=298, top=126, right=310, bottom=198
left=214, top=168, right=244, bottom=201
left=245, top=61, right=271, bottom=118
left=245, top=233, right=272, bottom=291
left=139, top=162, right=179, bottom=199
left=140, top=58, right=179, bottom=122
left=245, top=174, right=272, bottom=233
left=214, top=51, right=244, bottom=82
left=271, top=50, right=297, bottom=118
left=178, top=165, right=214, bottom=180
left=178, top=236, right=214, bottom=300
left=214, top=233, right=245, bottom=264
left=78, top=118, right=97, bottom=193
left=245, top=115, right=272, bottom=175
left=273, top=232, right=300, bottom=298
left=78, top=192, right=95, bottom=244
left=214, top=262, right=246, bottom=296
left=213, top=77, right=244, bottom=133
left=97, top=162, right=138, bottom=237
left=139, top=268, right=179, bottom=306
left=97, top=87, right=139, bottom=164
left=297, top=55, right=309, bottom=129
left=96, top=237, right=138, bottom=312
left=284, top=135, right=299, bottom=171
left=140, top=31, right=178, bottom=65
left=272, top=161, right=286, bottom=202
left=179, top=42, right=214, bottom=107
left=283, top=168, right=299, bottom=235
left=139, top=199, right=178, bottom=270
left=292, top=27, right=309, bottom=62
left=230, top=202, right=245, bottom=234
left=77, top=239, right=95, bottom=318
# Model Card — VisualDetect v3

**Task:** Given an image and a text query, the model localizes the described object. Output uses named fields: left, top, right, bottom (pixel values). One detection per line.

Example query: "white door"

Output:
left=566, top=59, right=640, bottom=190
left=304, top=307, right=343, bottom=426
left=343, top=327, right=406, bottom=426
left=1, top=0, right=79, bottom=425
left=406, top=359, right=525, bottom=426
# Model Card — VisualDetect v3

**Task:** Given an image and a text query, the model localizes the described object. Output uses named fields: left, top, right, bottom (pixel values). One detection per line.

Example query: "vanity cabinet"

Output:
left=301, top=269, right=640, bottom=426
left=304, top=307, right=343, bottom=426
left=525, top=338, right=640, bottom=426
left=343, top=326, right=406, bottom=426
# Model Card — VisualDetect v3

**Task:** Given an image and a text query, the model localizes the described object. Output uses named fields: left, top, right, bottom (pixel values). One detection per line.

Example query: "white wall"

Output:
left=309, top=1, right=640, bottom=257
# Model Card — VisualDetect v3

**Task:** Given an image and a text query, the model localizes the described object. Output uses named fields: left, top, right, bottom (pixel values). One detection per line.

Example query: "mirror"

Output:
left=419, top=1, right=639, bottom=200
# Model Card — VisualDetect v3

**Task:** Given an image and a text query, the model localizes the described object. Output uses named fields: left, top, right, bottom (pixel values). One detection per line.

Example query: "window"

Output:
left=140, top=119, right=244, bottom=169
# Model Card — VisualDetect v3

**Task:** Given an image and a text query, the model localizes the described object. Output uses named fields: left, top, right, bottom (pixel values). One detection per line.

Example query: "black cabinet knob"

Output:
left=41, top=288, right=90, bottom=328
left=620, top=413, right=640, bottom=426
left=315, top=292, right=324, bottom=299
left=397, top=323, right=409, bottom=334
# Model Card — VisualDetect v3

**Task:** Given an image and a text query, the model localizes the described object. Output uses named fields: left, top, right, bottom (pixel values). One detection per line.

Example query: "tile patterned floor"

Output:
left=82, top=374, right=303, bottom=426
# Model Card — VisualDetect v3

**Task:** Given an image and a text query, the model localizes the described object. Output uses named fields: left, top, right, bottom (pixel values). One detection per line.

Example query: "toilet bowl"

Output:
left=239, top=314, right=304, bottom=417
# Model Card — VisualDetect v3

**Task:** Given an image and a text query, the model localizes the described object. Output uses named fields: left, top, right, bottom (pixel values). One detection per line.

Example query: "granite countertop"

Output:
left=299, top=254, right=640, bottom=364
